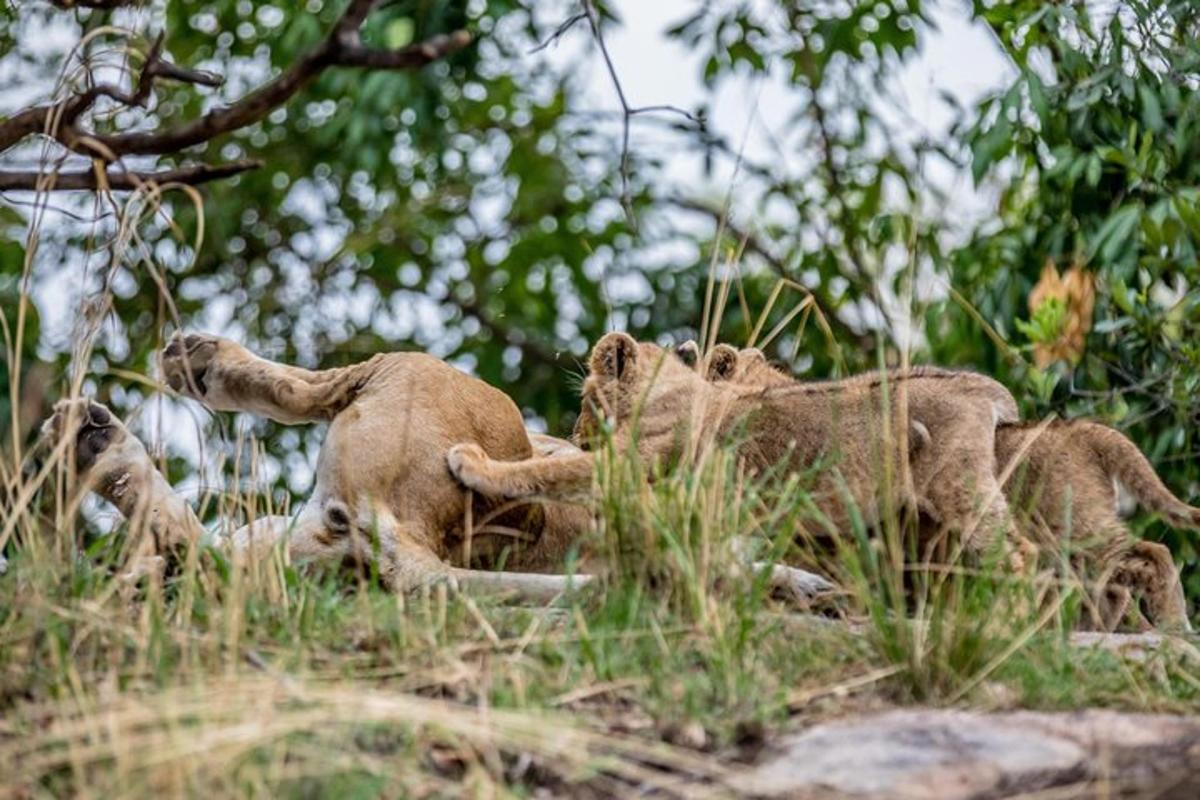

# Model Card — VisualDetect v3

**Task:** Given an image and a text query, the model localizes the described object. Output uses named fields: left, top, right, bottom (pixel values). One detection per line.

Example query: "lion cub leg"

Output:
left=923, top=444, right=1021, bottom=569
left=446, top=445, right=595, bottom=502
left=161, top=332, right=384, bottom=424
left=1108, top=541, right=1191, bottom=632
left=40, top=399, right=207, bottom=554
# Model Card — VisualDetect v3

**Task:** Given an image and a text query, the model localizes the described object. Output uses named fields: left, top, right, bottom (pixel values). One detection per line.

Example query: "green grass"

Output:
left=2, top=436, right=1198, bottom=797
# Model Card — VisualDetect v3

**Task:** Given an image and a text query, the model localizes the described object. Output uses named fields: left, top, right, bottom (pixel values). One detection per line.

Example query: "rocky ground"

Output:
left=724, top=633, right=1200, bottom=799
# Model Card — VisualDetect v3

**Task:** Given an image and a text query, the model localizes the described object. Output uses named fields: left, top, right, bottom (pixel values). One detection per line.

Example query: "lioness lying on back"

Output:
left=447, top=332, right=1027, bottom=567
left=40, top=333, right=594, bottom=598
left=692, top=342, right=1197, bottom=631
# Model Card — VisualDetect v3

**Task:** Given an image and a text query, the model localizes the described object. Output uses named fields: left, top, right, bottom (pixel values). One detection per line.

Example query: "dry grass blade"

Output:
left=785, top=665, right=904, bottom=711
left=0, top=676, right=729, bottom=792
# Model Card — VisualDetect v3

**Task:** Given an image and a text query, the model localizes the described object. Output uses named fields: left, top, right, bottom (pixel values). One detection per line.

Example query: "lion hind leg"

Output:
left=162, top=332, right=383, bottom=424
left=1111, top=541, right=1191, bottom=632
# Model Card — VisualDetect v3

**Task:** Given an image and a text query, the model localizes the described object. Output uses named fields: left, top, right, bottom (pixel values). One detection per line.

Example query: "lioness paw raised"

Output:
left=162, top=332, right=222, bottom=398
left=41, top=398, right=129, bottom=474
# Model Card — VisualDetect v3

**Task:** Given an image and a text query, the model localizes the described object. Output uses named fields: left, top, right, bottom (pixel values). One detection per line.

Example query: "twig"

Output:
left=0, top=159, right=262, bottom=192
left=0, top=191, right=114, bottom=221
left=529, top=11, right=588, bottom=54
left=2, top=0, right=471, bottom=189
left=579, top=0, right=701, bottom=227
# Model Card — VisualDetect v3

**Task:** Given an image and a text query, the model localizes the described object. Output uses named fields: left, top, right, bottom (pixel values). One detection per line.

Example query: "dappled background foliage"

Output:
left=2, top=1, right=1198, bottom=596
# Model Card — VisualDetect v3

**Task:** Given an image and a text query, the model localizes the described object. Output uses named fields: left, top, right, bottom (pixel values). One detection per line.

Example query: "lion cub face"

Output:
left=572, top=332, right=700, bottom=449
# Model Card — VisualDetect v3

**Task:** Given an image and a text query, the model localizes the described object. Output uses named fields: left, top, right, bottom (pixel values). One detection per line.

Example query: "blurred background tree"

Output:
left=1, top=1, right=1197, bottom=595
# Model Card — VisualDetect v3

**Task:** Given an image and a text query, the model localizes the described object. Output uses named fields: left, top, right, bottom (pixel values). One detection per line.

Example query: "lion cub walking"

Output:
left=694, top=342, right=1196, bottom=631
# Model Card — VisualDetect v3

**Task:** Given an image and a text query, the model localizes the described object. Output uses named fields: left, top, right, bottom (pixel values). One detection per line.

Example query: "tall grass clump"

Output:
left=589, top=412, right=827, bottom=622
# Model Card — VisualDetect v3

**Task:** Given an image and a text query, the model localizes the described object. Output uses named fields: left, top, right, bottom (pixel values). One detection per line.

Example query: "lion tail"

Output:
left=1088, top=422, right=1200, bottom=530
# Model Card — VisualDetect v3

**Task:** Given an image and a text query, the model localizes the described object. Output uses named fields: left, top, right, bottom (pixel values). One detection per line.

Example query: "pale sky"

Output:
left=540, top=0, right=1015, bottom=231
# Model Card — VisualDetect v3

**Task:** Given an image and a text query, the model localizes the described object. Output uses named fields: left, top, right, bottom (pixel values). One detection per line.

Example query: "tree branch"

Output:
left=0, top=33, right=221, bottom=155
left=78, top=21, right=470, bottom=158
left=0, top=159, right=262, bottom=192
left=2, top=0, right=471, bottom=188
left=578, top=0, right=701, bottom=227
left=0, top=92, right=96, bottom=153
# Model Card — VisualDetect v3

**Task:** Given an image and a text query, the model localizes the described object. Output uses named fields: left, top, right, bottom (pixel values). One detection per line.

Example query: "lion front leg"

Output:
left=41, top=398, right=206, bottom=554
left=161, top=332, right=381, bottom=424
left=446, top=444, right=595, bottom=502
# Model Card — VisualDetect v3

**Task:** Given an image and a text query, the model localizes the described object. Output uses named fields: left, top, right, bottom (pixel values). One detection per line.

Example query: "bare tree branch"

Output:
left=0, top=159, right=262, bottom=192
left=72, top=17, right=470, bottom=158
left=2, top=0, right=471, bottom=189
left=578, top=0, right=701, bottom=227
left=529, top=12, right=588, bottom=54
left=0, top=90, right=97, bottom=154
left=0, top=34, right=220, bottom=155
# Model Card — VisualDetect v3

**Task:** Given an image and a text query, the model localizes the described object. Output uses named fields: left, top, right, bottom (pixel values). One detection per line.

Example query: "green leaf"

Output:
left=1138, top=83, right=1164, bottom=132
left=970, top=117, right=1013, bottom=183
left=384, top=18, right=414, bottom=49
left=1088, top=205, right=1141, bottom=264
left=1104, top=280, right=1132, bottom=314
left=1026, top=70, right=1049, bottom=126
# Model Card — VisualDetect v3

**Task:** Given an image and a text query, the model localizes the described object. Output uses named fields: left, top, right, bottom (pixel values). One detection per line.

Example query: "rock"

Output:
left=730, top=709, right=1200, bottom=799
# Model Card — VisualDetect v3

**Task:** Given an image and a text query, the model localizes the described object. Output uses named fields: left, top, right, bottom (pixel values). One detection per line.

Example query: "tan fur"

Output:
left=44, top=333, right=592, bottom=593
left=447, top=333, right=1025, bottom=563
left=696, top=343, right=1196, bottom=631
left=42, top=334, right=832, bottom=604
left=996, top=421, right=1195, bottom=630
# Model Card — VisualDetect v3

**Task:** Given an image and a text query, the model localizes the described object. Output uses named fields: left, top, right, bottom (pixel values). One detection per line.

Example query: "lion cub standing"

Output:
left=448, top=332, right=1026, bottom=566
left=693, top=342, right=1196, bottom=631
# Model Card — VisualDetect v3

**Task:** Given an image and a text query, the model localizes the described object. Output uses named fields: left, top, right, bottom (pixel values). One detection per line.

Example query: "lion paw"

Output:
left=162, top=332, right=222, bottom=399
left=41, top=398, right=128, bottom=474
left=446, top=443, right=494, bottom=493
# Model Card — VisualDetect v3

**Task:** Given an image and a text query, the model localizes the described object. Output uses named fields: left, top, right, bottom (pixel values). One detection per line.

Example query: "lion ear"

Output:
left=590, top=332, right=639, bottom=381
left=739, top=347, right=767, bottom=367
left=675, top=340, right=700, bottom=368
left=706, top=344, right=739, bottom=381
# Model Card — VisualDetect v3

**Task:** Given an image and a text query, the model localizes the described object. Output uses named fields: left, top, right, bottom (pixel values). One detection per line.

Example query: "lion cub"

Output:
left=694, top=342, right=1196, bottom=631
left=448, top=332, right=1025, bottom=564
